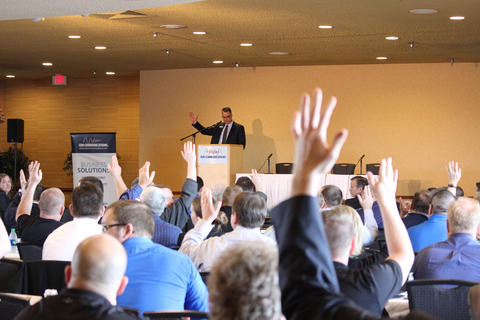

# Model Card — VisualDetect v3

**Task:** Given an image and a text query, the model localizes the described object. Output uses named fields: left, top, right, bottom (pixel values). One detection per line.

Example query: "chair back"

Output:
left=17, top=243, right=43, bottom=261
left=406, top=279, right=477, bottom=320
left=366, top=163, right=380, bottom=175
left=276, top=163, right=293, bottom=174
left=144, top=310, right=209, bottom=320
left=0, top=293, right=30, bottom=320
left=332, top=163, right=355, bottom=175
left=22, top=260, right=70, bottom=295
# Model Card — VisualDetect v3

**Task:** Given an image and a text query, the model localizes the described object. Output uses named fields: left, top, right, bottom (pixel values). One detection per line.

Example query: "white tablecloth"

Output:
left=236, top=173, right=365, bottom=208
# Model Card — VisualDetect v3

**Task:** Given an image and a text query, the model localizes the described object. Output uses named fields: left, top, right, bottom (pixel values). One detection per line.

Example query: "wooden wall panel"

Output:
left=0, top=76, right=139, bottom=195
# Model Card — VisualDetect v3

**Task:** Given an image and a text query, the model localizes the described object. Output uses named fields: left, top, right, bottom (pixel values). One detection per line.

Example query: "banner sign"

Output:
left=71, top=133, right=117, bottom=205
left=198, top=145, right=228, bottom=164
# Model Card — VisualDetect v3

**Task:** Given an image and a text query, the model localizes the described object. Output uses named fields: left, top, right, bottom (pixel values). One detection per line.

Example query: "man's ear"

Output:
left=428, top=204, right=433, bottom=215
left=117, top=276, right=129, bottom=296
left=59, top=206, right=65, bottom=217
left=69, top=203, right=73, bottom=215
left=64, top=265, right=72, bottom=285
left=231, top=212, right=238, bottom=229
left=446, top=219, right=450, bottom=235
left=124, top=223, right=135, bottom=239
left=349, top=238, right=356, bottom=256
left=99, top=205, right=106, bottom=218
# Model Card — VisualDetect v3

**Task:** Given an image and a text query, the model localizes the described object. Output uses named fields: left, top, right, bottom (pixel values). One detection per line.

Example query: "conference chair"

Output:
left=406, top=279, right=477, bottom=320
left=0, top=259, right=23, bottom=293
left=144, top=310, right=209, bottom=320
left=276, top=163, right=293, bottom=174
left=332, top=163, right=355, bottom=175
left=366, top=163, right=381, bottom=175
left=16, top=243, right=42, bottom=261
left=0, top=293, right=30, bottom=320
left=21, top=260, right=70, bottom=295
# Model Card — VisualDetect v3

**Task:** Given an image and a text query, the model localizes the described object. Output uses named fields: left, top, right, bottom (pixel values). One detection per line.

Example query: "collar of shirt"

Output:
left=123, top=236, right=154, bottom=254
left=428, top=213, right=447, bottom=222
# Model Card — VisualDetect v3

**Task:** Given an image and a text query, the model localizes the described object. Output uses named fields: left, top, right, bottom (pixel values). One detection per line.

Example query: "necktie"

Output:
left=221, top=124, right=229, bottom=144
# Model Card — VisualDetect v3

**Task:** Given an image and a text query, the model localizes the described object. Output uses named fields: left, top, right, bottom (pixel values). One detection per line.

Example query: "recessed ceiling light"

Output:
left=269, top=51, right=289, bottom=55
left=105, top=71, right=115, bottom=75
left=42, top=62, right=53, bottom=66
left=212, top=60, right=224, bottom=64
left=95, top=46, right=107, bottom=50
left=449, top=16, right=465, bottom=20
left=409, top=9, right=438, bottom=15
left=68, top=35, right=81, bottom=39
left=385, top=36, right=399, bottom=40
left=193, top=31, right=206, bottom=35
left=376, top=56, right=388, bottom=60
left=6, top=75, right=15, bottom=78
left=318, top=25, right=333, bottom=29
left=160, top=24, right=186, bottom=29
left=240, top=43, right=253, bottom=47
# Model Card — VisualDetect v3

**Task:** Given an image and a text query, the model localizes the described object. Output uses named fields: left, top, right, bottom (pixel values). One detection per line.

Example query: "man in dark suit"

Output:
left=189, top=107, right=246, bottom=149
left=345, top=176, right=368, bottom=211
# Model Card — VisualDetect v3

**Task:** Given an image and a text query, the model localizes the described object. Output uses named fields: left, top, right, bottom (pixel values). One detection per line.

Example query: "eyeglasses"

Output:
left=102, top=223, right=126, bottom=232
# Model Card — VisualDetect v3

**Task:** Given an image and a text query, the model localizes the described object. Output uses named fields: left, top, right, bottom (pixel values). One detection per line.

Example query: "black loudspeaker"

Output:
left=7, top=119, right=24, bottom=143
left=276, top=162, right=293, bottom=174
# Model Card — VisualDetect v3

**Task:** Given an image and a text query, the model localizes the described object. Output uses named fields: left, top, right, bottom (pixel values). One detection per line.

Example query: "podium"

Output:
left=197, top=144, right=243, bottom=187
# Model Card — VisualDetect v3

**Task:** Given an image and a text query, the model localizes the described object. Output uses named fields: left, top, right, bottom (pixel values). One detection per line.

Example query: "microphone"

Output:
left=356, top=154, right=365, bottom=174
left=258, top=153, right=274, bottom=172
left=359, top=154, right=365, bottom=161
left=267, top=153, right=273, bottom=160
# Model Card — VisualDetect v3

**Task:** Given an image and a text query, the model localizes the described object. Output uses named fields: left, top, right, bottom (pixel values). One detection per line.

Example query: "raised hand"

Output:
left=357, top=185, right=374, bottom=210
left=27, top=161, right=42, bottom=186
left=200, top=188, right=222, bottom=223
left=189, top=111, right=198, bottom=123
left=446, top=161, right=461, bottom=187
left=291, top=88, right=348, bottom=196
left=181, top=141, right=196, bottom=164
left=19, top=169, right=27, bottom=193
left=366, top=158, right=397, bottom=204
left=107, top=155, right=122, bottom=178
left=250, top=169, right=264, bottom=192
left=138, top=161, right=155, bottom=189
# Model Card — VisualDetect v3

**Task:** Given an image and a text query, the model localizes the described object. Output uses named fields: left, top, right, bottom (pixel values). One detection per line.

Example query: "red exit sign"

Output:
left=52, top=74, right=67, bottom=86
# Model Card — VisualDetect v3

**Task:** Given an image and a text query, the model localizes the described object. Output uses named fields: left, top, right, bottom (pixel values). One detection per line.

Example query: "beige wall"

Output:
left=140, top=63, right=480, bottom=196
left=0, top=76, right=139, bottom=192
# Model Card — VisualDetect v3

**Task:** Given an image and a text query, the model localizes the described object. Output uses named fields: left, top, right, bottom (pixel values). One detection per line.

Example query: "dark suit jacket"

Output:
left=193, top=121, right=246, bottom=149
left=271, top=195, right=375, bottom=319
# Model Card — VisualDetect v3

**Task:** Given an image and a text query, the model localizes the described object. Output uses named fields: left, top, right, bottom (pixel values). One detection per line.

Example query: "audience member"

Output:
left=345, top=176, right=368, bottom=211
left=16, top=234, right=140, bottom=320
left=235, top=176, right=256, bottom=192
left=408, top=188, right=456, bottom=252
left=43, top=181, right=104, bottom=261
left=138, top=186, right=182, bottom=247
left=197, top=176, right=204, bottom=192
left=109, top=142, right=198, bottom=230
left=103, top=200, right=208, bottom=314
left=323, top=159, right=413, bottom=316
left=270, top=88, right=425, bottom=320
left=446, top=160, right=462, bottom=197
left=402, top=190, right=430, bottom=229
left=208, top=241, right=281, bottom=320
left=219, top=185, right=242, bottom=232
left=15, top=161, right=64, bottom=246
left=0, top=173, right=12, bottom=225
left=413, top=197, right=480, bottom=282
left=190, top=197, right=229, bottom=237
left=180, top=189, right=274, bottom=271
left=3, top=169, right=43, bottom=230
left=320, top=184, right=343, bottom=208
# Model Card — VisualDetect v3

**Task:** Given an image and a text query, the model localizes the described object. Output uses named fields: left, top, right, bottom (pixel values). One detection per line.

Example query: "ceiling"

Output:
left=1, top=0, right=479, bottom=79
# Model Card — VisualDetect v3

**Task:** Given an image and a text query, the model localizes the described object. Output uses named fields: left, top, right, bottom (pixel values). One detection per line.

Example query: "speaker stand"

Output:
left=13, top=142, right=17, bottom=190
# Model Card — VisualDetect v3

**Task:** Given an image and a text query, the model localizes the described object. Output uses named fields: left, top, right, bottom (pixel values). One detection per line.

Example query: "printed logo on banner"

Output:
left=198, top=145, right=228, bottom=164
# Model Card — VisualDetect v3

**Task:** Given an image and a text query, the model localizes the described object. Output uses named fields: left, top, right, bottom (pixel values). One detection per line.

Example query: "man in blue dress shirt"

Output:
left=407, top=189, right=455, bottom=252
left=413, top=197, right=480, bottom=281
left=102, top=200, right=209, bottom=315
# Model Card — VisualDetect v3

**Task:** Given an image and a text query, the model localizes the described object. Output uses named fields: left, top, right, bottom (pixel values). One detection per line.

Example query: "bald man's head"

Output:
left=39, top=188, right=65, bottom=220
left=69, top=234, right=127, bottom=298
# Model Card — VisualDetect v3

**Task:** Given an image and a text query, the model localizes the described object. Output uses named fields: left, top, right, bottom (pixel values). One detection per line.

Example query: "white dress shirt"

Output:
left=180, top=220, right=276, bottom=271
left=42, top=217, right=102, bottom=261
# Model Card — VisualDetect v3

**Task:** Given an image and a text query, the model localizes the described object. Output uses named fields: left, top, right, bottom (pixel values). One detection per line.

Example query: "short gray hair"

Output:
left=448, top=197, right=480, bottom=234
left=139, top=186, right=167, bottom=216
left=209, top=241, right=281, bottom=320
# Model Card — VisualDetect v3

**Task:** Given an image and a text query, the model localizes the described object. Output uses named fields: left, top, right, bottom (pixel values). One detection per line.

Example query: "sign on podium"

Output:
left=197, top=144, right=243, bottom=187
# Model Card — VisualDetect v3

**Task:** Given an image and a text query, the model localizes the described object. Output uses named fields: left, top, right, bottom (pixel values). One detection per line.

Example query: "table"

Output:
left=236, top=173, right=365, bottom=208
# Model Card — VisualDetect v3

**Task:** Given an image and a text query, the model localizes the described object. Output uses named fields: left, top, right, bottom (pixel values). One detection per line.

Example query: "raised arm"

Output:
left=0, top=219, right=9, bottom=258
left=358, top=186, right=378, bottom=244
left=446, top=161, right=461, bottom=196
left=181, top=141, right=196, bottom=181
left=16, top=161, right=42, bottom=221
left=107, top=155, right=128, bottom=199
left=367, top=158, right=414, bottom=284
